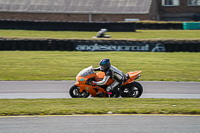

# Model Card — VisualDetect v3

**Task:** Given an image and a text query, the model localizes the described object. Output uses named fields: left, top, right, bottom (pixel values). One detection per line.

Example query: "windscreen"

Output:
left=77, top=66, right=94, bottom=77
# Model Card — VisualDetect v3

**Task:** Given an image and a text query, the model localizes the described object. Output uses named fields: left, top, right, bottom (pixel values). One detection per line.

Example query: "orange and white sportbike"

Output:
left=69, top=66, right=143, bottom=98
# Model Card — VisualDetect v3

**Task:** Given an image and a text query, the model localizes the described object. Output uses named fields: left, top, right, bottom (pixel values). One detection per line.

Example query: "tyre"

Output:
left=120, top=81, right=143, bottom=98
left=69, top=85, right=90, bottom=98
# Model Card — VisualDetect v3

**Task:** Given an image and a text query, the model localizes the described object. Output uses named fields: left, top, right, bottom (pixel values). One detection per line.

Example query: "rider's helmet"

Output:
left=99, top=59, right=110, bottom=71
left=101, top=29, right=107, bottom=32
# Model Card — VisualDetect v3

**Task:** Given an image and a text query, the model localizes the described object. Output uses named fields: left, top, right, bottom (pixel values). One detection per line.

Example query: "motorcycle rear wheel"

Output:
left=121, top=81, right=143, bottom=98
left=69, top=85, right=90, bottom=98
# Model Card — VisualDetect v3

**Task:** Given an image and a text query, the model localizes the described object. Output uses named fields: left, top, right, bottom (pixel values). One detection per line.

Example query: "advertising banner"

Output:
left=74, top=41, right=166, bottom=52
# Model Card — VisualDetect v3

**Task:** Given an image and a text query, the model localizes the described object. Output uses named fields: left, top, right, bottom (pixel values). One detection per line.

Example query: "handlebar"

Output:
left=86, top=78, right=95, bottom=85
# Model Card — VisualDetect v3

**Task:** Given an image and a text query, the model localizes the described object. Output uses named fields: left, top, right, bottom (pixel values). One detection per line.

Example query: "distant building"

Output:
left=159, top=0, right=200, bottom=21
left=0, top=0, right=199, bottom=21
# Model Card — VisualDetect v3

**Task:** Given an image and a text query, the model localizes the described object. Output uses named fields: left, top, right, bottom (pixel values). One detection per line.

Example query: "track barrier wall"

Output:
left=136, top=23, right=183, bottom=30
left=183, top=22, right=200, bottom=30
left=0, top=39, right=199, bottom=52
left=0, top=20, right=136, bottom=31
left=0, top=20, right=185, bottom=31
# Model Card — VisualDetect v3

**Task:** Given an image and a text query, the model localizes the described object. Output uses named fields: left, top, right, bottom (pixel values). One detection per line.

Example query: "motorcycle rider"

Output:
left=96, top=29, right=110, bottom=38
left=90, top=59, right=125, bottom=97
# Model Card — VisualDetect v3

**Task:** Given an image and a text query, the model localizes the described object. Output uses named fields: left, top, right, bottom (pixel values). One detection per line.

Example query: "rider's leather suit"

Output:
left=93, top=65, right=125, bottom=92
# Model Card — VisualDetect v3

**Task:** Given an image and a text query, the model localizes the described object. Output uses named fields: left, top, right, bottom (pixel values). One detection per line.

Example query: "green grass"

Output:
left=0, top=51, right=199, bottom=81
left=0, top=29, right=200, bottom=39
left=1, top=98, right=200, bottom=116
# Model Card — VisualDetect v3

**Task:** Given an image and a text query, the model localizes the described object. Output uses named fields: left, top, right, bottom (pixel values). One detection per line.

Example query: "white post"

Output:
left=89, top=13, right=92, bottom=22
left=157, top=14, right=160, bottom=21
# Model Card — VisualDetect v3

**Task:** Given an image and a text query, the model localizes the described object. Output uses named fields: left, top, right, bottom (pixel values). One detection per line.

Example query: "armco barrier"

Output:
left=0, top=39, right=200, bottom=52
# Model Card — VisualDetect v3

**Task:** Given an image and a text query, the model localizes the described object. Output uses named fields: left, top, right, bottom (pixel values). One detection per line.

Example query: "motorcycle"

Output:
left=69, top=66, right=143, bottom=98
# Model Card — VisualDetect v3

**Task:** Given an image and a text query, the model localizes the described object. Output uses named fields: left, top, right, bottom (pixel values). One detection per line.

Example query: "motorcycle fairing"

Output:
left=75, top=67, right=107, bottom=97
left=75, top=82, right=107, bottom=97
left=123, top=71, right=142, bottom=85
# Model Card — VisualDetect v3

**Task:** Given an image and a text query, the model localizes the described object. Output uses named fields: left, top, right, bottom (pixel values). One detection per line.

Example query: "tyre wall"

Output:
left=0, top=20, right=184, bottom=30
left=136, top=23, right=183, bottom=30
left=0, top=20, right=136, bottom=31
left=0, top=39, right=199, bottom=52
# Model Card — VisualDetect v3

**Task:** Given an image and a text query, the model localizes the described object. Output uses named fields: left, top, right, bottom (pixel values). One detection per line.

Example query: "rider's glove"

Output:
left=91, top=81, right=97, bottom=86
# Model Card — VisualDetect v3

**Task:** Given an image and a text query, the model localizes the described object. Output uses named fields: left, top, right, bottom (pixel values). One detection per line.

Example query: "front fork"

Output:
left=75, top=82, right=84, bottom=93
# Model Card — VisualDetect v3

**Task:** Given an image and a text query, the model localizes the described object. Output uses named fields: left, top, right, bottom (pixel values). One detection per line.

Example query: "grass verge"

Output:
left=0, top=51, right=199, bottom=81
left=1, top=98, right=200, bottom=116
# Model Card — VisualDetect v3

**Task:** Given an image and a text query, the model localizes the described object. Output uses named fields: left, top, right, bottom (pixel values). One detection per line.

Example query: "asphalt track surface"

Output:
left=0, top=81, right=200, bottom=99
left=0, top=81, right=200, bottom=133
left=1, top=115, right=200, bottom=133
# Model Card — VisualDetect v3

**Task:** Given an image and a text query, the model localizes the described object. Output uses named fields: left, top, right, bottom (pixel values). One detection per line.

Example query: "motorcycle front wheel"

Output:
left=120, top=81, right=143, bottom=98
left=69, top=85, right=90, bottom=98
